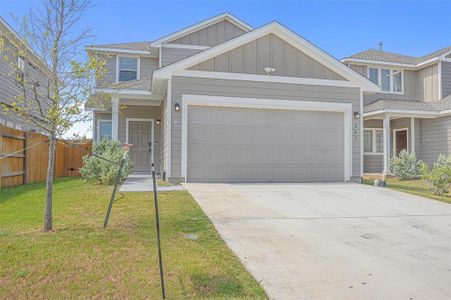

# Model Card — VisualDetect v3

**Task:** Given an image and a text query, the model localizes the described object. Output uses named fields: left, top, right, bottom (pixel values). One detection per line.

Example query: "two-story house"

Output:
left=86, top=13, right=449, bottom=183
left=342, top=47, right=451, bottom=173
left=0, top=17, right=51, bottom=133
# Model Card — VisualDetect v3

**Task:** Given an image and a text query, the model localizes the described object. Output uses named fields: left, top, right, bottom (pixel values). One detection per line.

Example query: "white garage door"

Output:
left=187, top=106, right=345, bottom=182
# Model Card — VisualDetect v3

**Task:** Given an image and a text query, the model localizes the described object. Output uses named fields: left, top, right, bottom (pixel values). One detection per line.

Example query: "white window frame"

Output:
left=364, top=128, right=383, bottom=155
left=125, top=118, right=155, bottom=165
left=116, top=56, right=140, bottom=82
left=97, top=119, right=113, bottom=141
left=392, top=128, right=409, bottom=155
left=366, top=67, right=403, bottom=94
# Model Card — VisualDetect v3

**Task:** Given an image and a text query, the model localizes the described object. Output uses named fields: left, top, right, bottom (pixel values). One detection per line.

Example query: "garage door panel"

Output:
left=187, top=106, right=345, bottom=182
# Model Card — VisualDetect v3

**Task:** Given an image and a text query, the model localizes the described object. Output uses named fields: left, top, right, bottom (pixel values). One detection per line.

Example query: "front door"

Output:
left=395, top=130, right=408, bottom=156
left=129, top=120, right=152, bottom=172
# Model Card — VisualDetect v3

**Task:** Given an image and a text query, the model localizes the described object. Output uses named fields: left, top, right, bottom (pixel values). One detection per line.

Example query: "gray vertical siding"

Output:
left=417, top=63, right=439, bottom=102
left=169, top=20, right=246, bottom=46
left=189, top=34, right=345, bottom=80
left=419, top=116, right=451, bottom=166
left=171, top=76, right=361, bottom=180
left=161, top=47, right=202, bottom=67
left=441, top=61, right=451, bottom=98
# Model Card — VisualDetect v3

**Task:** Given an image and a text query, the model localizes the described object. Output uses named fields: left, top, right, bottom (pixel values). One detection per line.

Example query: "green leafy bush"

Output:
left=80, top=139, right=133, bottom=185
left=420, top=154, right=451, bottom=196
left=390, top=150, right=423, bottom=180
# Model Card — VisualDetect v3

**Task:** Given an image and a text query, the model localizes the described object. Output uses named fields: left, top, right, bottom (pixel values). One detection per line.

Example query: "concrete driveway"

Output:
left=184, top=183, right=451, bottom=300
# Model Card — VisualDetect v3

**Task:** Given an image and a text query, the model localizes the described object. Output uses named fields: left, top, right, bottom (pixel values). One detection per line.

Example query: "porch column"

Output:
left=111, top=95, right=119, bottom=141
left=383, top=114, right=391, bottom=177
left=410, top=117, right=415, bottom=153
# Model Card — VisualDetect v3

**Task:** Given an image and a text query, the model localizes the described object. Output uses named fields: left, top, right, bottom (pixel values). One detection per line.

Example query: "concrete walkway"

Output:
left=119, top=173, right=184, bottom=192
left=185, top=182, right=451, bottom=300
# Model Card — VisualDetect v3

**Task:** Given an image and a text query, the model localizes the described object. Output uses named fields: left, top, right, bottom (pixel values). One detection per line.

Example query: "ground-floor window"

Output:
left=364, top=128, right=383, bottom=154
left=98, top=120, right=112, bottom=141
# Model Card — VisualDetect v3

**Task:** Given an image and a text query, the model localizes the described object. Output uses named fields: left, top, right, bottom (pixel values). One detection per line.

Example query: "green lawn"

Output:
left=363, top=177, right=451, bottom=204
left=0, top=178, right=266, bottom=299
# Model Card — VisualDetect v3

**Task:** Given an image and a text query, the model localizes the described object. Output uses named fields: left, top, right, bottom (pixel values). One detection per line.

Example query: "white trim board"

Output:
left=364, top=109, right=451, bottom=119
left=393, top=128, right=409, bottom=155
left=153, top=22, right=380, bottom=92
left=125, top=118, right=155, bottom=166
left=180, top=94, right=353, bottom=182
left=151, top=13, right=252, bottom=47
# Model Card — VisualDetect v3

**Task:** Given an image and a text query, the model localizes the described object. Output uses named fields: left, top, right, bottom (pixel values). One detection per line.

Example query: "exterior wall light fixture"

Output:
left=175, top=103, right=180, bottom=111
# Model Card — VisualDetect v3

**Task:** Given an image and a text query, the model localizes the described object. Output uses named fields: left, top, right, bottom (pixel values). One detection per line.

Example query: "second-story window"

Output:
left=118, top=57, right=138, bottom=82
left=367, top=67, right=403, bottom=93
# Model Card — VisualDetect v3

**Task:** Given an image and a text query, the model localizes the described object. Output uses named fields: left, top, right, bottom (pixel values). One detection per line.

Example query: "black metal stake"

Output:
left=151, top=163, right=166, bottom=299
left=103, top=158, right=125, bottom=228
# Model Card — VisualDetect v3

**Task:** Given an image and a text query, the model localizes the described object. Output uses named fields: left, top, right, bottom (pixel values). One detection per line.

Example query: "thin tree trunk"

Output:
left=43, top=135, right=56, bottom=231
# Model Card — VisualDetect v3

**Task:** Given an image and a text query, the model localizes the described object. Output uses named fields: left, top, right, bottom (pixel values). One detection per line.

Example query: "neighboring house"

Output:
left=86, top=13, right=447, bottom=183
left=0, top=17, right=51, bottom=132
left=342, top=47, right=451, bottom=172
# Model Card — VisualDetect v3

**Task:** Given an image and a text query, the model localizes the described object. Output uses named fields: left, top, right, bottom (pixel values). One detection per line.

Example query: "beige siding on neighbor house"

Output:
left=189, top=34, right=346, bottom=80
left=441, top=61, right=451, bottom=98
left=169, top=19, right=246, bottom=46
left=170, top=76, right=361, bottom=180
left=416, top=63, right=439, bottom=101
left=160, top=47, right=202, bottom=67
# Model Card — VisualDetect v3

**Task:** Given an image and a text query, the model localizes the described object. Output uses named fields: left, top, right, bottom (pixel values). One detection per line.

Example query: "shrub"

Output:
left=80, top=139, right=133, bottom=185
left=390, top=150, right=422, bottom=180
left=420, top=154, right=451, bottom=196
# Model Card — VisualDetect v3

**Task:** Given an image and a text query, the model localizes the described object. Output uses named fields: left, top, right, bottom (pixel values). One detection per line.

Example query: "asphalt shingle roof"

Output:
left=345, top=46, right=451, bottom=65
left=364, top=95, right=451, bottom=113
left=89, top=41, right=152, bottom=52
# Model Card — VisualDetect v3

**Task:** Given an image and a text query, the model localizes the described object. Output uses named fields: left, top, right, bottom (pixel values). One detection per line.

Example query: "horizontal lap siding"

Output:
left=419, top=116, right=451, bottom=166
left=171, top=76, right=361, bottom=179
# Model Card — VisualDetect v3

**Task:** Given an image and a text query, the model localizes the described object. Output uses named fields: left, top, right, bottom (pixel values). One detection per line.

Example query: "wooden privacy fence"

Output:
left=0, top=124, right=92, bottom=188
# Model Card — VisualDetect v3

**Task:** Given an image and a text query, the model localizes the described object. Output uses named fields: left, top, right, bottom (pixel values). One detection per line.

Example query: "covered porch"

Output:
left=363, top=98, right=451, bottom=176
left=90, top=88, right=166, bottom=175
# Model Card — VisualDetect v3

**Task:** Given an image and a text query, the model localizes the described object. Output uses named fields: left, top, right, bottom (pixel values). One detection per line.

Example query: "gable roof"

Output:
left=150, top=13, right=252, bottom=47
left=342, top=46, right=451, bottom=67
left=153, top=22, right=380, bottom=92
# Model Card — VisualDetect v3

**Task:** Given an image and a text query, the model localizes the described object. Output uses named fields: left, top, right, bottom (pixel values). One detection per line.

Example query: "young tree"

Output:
left=0, top=0, right=106, bottom=231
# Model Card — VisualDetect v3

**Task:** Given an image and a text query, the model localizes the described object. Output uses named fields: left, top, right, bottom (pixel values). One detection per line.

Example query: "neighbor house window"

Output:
left=367, top=67, right=403, bottom=93
left=364, top=128, right=383, bottom=154
left=98, top=120, right=112, bottom=141
left=118, top=57, right=138, bottom=82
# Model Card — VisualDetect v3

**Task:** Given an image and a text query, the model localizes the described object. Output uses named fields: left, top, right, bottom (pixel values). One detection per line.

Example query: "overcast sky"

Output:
left=1, top=0, right=450, bottom=138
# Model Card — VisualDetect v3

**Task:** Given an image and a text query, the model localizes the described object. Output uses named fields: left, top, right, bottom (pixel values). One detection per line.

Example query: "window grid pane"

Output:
left=375, top=130, right=383, bottom=153
left=381, top=69, right=391, bottom=91
left=118, top=57, right=138, bottom=82
left=369, top=68, right=379, bottom=85
left=364, top=130, right=373, bottom=153
left=393, top=70, right=402, bottom=92
left=99, top=121, right=112, bottom=140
